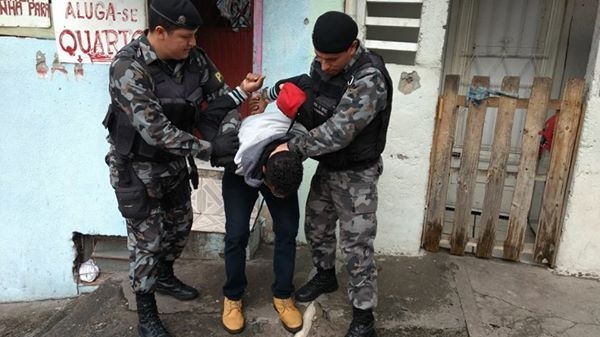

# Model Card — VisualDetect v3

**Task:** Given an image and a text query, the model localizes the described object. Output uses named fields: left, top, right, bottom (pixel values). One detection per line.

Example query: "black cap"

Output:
left=150, top=0, right=203, bottom=29
left=312, top=11, right=358, bottom=53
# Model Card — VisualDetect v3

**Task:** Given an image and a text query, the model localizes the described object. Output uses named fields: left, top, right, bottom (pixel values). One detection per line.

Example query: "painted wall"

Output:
left=0, top=0, right=347, bottom=303
left=261, top=0, right=450, bottom=255
left=374, top=0, right=450, bottom=255
left=556, top=4, right=600, bottom=277
left=261, top=0, right=344, bottom=243
left=0, top=38, right=124, bottom=302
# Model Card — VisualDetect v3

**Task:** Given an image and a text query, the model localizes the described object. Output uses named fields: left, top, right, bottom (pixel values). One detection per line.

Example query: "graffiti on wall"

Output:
left=51, top=53, right=69, bottom=79
left=35, top=50, right=48, bottom=78
left=36, top=50, right=85, bottom=80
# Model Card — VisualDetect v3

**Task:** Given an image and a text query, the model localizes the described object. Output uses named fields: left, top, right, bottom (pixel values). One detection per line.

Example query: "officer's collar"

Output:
left=138, top=32, right=160, bottom=66
left=343, top=41, right=365, bottom=73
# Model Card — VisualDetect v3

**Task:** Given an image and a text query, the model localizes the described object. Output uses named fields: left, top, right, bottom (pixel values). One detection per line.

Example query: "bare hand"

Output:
left=249, top=93, right=268, bottom=115
left=240, top=73, right=265, bottom=93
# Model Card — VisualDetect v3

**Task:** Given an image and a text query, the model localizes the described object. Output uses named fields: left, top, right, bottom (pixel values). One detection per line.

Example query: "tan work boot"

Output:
left=273, top=297, right=303, bottom=333
left=222, top=297, right=245, bottom=334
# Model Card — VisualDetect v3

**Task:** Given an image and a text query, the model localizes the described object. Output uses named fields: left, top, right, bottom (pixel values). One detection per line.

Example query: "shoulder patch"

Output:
left=215, top=72, right=224, bottom=83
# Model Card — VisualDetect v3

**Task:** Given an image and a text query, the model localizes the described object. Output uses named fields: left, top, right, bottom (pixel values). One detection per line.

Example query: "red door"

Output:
left=195, top=1, right=254, bottom=117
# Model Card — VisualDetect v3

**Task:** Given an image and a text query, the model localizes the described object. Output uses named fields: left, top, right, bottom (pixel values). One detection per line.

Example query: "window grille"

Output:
left=356, top=0, right=423, bottom=65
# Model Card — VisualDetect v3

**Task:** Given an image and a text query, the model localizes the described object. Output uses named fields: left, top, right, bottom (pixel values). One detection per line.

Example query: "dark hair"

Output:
left=264, top=151, right=303, bottom=198
left=148, top=9, right=179, bottom=33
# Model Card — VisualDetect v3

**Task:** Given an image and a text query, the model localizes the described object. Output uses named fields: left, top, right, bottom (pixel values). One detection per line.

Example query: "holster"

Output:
left=161, top=170, right=193, bottom=211
left=187, top=156, right=199, bottom=189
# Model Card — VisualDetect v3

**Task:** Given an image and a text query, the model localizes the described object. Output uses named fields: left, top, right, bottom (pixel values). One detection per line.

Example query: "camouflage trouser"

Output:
left=108, top=155, right=193, bottom=294
left=304, top=158, right=382, bottom=310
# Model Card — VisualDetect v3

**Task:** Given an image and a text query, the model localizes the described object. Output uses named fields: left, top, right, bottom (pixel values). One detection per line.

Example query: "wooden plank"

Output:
left=422, top=97, right=442, bottom=244
left=450, top=76, right=490, bottom=256
left=457, top=96, right=561, bottom=110
left=534, top=78, right=585, bottom=266
left=365, top=17, right=421, bottom=27
left=503, top=78, right=552, bottom=261
left=364, top=40, right=418, bottom=52
left=423, top=75, right=460, bottom=252
left=476, top=76, right=520, bottom=258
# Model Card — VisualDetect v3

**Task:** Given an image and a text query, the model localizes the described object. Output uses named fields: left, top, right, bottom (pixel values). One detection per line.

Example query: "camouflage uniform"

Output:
left=105, top=34, right=245, bottom=294
left=288, top=44, right=390, bottom=310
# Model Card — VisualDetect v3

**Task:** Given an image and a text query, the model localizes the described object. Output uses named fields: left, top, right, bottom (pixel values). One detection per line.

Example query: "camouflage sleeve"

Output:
left=192, top=49, right=244, bottom=140
left=199, top=51, right=229, bottom=102
left=108, top=56, right=213, bottom=160
left=196, top=48, right=247, bottom=105
left=288, top=68, right=388, bottom=157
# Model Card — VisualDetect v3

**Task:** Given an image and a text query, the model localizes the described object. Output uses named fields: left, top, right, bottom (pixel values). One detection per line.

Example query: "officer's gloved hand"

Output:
left=211, top=131, right=240, bottom=158
left=210, top=154, right=235, bottom=169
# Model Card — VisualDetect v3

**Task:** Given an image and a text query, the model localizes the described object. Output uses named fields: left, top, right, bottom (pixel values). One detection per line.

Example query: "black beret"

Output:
left=150, top=0, right=203, bottom=29
left=312, top=11, right=358, bottom=53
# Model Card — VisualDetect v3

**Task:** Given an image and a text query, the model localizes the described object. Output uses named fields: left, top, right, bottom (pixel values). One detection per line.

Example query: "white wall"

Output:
left=556, top=5, right=600, bottom=277
left=261, top=0, right=449, bottom=255
left=375, top=0, right=450, bottom=255
left=261, top=0, right=450, bottom=255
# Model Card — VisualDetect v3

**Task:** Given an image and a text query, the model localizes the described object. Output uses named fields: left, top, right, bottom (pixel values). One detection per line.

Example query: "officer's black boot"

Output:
left=345, top=307, right=377, bottom=337
left=136, top=293, right=172, bottom=337
left=155, top=260, right=199, bottom=301
left=294, top=268, right=338, bottom=302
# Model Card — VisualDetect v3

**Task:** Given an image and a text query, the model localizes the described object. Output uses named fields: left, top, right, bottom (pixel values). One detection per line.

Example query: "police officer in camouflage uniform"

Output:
left=264, top=11, right=393, bottom=337
left=102, top=1, right=263, bottom=336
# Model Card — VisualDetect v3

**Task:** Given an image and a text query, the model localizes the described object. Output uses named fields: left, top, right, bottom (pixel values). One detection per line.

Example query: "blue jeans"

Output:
left=222, top=171, right=299, bottom=300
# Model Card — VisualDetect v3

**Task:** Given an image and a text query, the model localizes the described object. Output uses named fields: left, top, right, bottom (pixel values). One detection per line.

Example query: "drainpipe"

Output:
left=345, top=0, right=366, bottom=41
left=345, top=0, right=357, bottom=19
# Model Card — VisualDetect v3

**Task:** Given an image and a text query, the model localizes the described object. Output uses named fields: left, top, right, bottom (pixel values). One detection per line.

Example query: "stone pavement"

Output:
left=1, top=243, right=600, bottom=337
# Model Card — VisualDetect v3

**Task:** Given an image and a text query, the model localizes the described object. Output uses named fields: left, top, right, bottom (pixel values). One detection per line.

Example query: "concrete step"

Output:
left=184, top=217, right=263, bottom=260
left=87, top=218, right=263, bottom=278
left=90, top=236, right=129, bottom=275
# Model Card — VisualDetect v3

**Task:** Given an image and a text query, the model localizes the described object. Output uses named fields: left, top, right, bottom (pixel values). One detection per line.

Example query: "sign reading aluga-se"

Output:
left=52, top=0, right=146, bottom=64
left=0, top=0, right=51, bottom=28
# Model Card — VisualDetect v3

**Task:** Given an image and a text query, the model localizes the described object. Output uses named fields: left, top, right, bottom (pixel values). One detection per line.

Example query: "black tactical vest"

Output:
left=309, top=49, right=393, bottom=170
left=103, top=39, right=206, bottom=162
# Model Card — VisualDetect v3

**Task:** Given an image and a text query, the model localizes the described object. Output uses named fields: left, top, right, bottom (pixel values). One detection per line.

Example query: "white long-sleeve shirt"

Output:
left=234, top=110, right=307, bottom=184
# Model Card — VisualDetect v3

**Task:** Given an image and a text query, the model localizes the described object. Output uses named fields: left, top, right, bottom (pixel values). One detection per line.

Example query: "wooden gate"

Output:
left=422, top=75, right=585, bottom=266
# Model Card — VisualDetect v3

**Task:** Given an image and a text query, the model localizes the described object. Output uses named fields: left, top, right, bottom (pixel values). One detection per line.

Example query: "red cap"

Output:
left=276, top=82, right=306, bottom=119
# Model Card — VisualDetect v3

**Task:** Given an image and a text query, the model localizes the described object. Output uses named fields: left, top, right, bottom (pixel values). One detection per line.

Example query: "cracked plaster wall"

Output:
left=374, top=0, right=450, bottom=255
left=556, top=4, right=600, bottom=277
